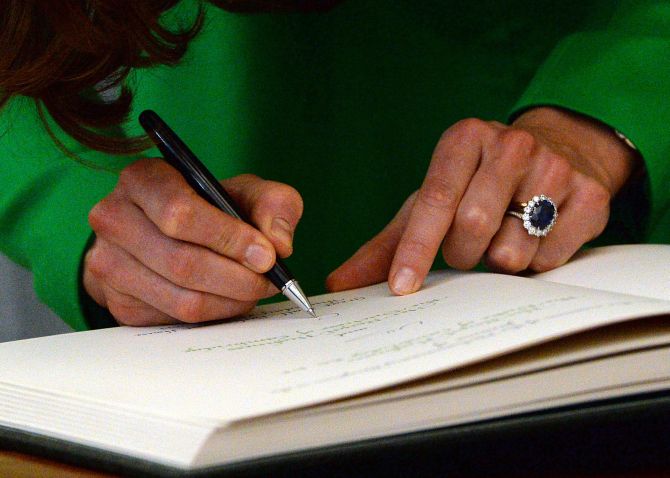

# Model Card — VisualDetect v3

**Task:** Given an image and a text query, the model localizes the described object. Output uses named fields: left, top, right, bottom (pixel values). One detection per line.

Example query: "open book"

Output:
left=1, top=244, right=669, bottom=472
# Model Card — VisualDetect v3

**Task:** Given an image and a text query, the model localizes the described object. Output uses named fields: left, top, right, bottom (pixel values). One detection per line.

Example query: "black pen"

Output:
left=139, top=110, right=316, bottom=318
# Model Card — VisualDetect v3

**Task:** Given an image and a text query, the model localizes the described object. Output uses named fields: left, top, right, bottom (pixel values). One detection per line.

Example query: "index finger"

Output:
left=388, top=119, right=495, bottom=294
left=119, top=159, right=277, bottom=273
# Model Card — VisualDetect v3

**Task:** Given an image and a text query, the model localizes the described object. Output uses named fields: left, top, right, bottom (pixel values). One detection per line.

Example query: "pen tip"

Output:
left=308, top=308, right=317, bottom=318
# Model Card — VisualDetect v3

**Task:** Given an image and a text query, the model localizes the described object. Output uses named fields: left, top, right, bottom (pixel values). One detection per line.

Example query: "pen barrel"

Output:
left=173, top=161, right=244, bottom=221
left=264, top=260, right=292, bottom=291
left=139, top=110, right=244, bottom=221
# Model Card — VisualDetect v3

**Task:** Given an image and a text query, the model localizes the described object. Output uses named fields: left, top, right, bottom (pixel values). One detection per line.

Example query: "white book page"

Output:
left=1, top=270, right=669, bottom=427
left=532, top=244, right=670, bottom=300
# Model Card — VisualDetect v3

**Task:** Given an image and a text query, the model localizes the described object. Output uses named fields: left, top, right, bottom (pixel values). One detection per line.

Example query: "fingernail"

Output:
left=392, top=267, right=418, bottom=295
left=271, top=217, right=293, bottom=249
left=245, top=244, right=274, bottom=272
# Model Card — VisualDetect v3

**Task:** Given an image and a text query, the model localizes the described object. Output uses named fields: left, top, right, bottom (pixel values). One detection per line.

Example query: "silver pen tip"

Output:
left=282, top=279, right=316, bottom=319
left=308, top=308, right=317, bottom=318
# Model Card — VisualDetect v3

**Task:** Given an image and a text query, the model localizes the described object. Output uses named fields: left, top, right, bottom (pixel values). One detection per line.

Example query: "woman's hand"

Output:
left=327, top=107, right=639, bottom=294
left=83, top=158, right=303, bottom=326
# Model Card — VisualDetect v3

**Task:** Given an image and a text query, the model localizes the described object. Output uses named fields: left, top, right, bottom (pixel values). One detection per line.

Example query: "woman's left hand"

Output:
left=327, top=107, right=639, bottom=294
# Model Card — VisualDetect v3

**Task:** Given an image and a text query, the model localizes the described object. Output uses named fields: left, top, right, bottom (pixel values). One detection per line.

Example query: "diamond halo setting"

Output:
left=520, top=195, right=557, bottom=237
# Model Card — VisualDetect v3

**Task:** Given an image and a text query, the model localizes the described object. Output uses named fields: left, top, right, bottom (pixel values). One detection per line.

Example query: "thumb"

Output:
left=222, top=174, right=304, bottom=258
left=326, top=193, right=416, bottom=292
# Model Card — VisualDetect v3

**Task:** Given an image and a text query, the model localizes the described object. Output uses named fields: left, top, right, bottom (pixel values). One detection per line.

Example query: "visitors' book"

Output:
left=0, top=244, right=669, bottom=472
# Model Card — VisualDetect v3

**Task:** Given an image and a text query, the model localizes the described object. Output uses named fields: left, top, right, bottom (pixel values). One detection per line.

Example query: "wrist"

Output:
left=512, top=106, right=640, bottom=194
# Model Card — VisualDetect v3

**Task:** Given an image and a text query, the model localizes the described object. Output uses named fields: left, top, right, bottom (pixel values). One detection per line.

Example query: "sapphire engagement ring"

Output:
left=506, top=195, right=558, bottom=237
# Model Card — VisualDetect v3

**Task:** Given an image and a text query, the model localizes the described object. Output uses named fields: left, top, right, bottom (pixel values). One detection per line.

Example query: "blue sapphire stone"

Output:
left=529, top=200, right=556, bottom=230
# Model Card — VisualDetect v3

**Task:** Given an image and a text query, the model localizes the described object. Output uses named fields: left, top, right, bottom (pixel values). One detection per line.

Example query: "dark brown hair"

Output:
left=0, top=1, right=340, bottom=155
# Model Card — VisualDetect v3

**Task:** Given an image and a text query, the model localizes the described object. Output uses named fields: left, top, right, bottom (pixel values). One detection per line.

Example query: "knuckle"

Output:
left=234, top=173, right=260, bottom=184
left=236, top=302, right=257, bottom=317
left=582, top=181, right=611, bottom=209
left=485, top=245, right=527, bottom=273
left=221, top=173, right=261, bottom=195
left=228, top=300, right=257, bottom=318
left=441, top=245, right=478, bottom=271
left=107, top=304, right=133, bottom=326
left=258, top=182, right=305, bottom=220
left=417, top=176, right=458, bottom=211
left=238, top=274, right=271, bottom=301
left=108, top=302, right=149, bottom=327
left=88, top=198, right=117, bottom=234
left=402, top=237, right=435, bottom=263
left=450, top=118, right=488, bottom=142
left=158, top=194, right=195, bottom=237
left=85, top=246, right=111, bottom=280
left=529, top=251, right=566, bottom=273
left=372, top=237, right=397, bottom=262
left=501, top=128, right=536, bottom=153
left=496, top=130, right=535, bottom=171
left=165, top=244, right=198, bottom=284
left=117, top=164, right=135, bottom=187
left=457, top=205, right=495, bottom=240
left=540, top=152, right=572, bottom=185
left=87, top=202, right=107, bottom=233
left=401, top=191, right=419, bottom=211
left=173, top=292, right=207, bottom=323
left=529, top=258, right=557, bottom=273
left=214, top=223, right=256, bottom=257
left=118, top=160, right=147, bottom=188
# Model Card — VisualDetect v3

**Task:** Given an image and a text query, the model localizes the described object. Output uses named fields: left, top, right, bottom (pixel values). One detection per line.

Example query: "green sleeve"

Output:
left=0, top=98, right=133, bottom=330
left=0, top=0, right=207, bottom=330
left=510, top=0, right=670, bottom=242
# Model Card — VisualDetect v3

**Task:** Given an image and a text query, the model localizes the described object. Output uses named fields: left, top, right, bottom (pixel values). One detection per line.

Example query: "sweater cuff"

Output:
left=78, top=233, right=118, bottom=329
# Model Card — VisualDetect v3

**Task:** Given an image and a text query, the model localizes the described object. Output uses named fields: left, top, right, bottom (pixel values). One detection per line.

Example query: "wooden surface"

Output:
left=0, top=451, right=114, bottom=477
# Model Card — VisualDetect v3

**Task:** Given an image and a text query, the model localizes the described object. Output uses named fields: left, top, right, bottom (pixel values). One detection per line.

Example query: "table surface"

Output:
left=0, top=451, right=112, bottom=478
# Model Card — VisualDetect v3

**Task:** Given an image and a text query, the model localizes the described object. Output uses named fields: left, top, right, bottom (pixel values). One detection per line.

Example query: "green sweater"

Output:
left=1, top=0, right=669, bottom=330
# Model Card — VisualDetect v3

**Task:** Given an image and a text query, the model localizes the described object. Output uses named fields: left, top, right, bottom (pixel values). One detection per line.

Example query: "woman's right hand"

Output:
left=83, top=158, right=304, bottom=326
